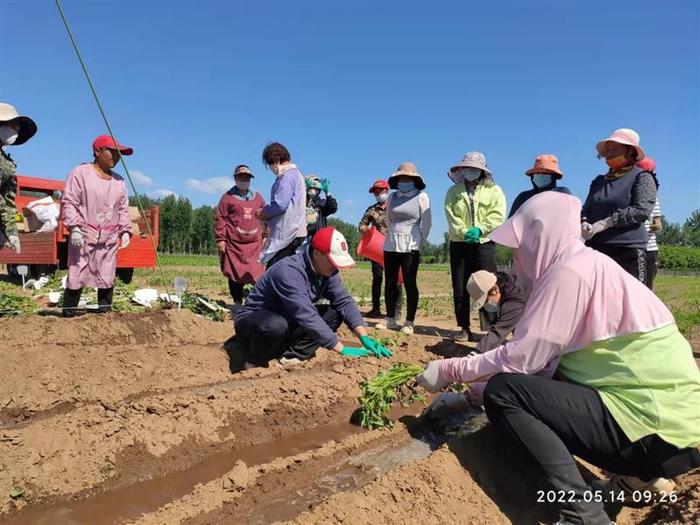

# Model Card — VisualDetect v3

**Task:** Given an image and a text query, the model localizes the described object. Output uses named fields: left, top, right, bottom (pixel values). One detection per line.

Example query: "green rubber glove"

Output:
left=464, top=227, right=482, bottom=243
left=319, top=178, right=331, bottom=194
left=360, top=335, right=392, bottom=358
left=340, top=347, right=370, bottom=358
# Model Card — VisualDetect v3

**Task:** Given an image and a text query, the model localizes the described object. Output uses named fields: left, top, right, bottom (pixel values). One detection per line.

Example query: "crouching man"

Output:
left=233, top=227, right=391, bottom=368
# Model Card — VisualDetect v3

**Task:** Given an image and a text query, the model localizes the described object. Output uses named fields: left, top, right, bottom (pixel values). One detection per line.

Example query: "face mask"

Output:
left=606, top=154, right=628, bottom=170
left=397, top=182, right=415, bottom=193
left=482, top=300, right=499, bottom=313
left=464, top=168, right=481, bottom=182
left=532, top=174, right=554, bottom=188
left=236, top=180, right=250, bottom=191
left=308, top=188, right=320, bottom=198
left=376, top=192, right=389, bottom=203
left=0, top=126, right=19, bottom=145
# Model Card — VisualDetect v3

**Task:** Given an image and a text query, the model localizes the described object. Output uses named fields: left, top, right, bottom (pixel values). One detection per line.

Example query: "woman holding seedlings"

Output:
left=417, top=192, right=700, bottom=525
left=376, top=162, right=431, bottom=335
left=581, top=128, right=656, bottom=282
left=61, top=135, right=133, bottom=316
left=215, top=164, right=266, bottom=307
left=444, top=151, right=506, bottom=342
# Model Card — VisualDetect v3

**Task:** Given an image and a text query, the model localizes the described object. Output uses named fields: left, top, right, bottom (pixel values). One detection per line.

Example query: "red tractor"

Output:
left=0, top=175, right=159, bottom=282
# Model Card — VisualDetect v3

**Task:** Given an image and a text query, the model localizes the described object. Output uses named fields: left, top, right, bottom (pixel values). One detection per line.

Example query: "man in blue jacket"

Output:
left=234, top=227, right=392, bottom=368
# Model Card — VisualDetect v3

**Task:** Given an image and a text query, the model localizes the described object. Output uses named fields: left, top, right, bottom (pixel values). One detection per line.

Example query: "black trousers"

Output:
left=266, top=237, right=305, bottom=269
left=371, top=260, right=403, bottom=313
left=450, top=241, right=497, bottom=329
left=63, top=287, right=114, bottom=317
left=645, top=250, right=659, bottom=290
left=589, top=244, right=646, bottom=283
left=234, top=305, right=343, bottom=366
left=228, top=279, right=244, bottom=303
left=484, top=373, right=700, bottom=525
left=384, top=250, right=420, bottom=322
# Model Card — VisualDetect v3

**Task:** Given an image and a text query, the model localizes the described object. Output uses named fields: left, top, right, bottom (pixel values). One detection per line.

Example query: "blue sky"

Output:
left=2, top=0, right=698, bottom=243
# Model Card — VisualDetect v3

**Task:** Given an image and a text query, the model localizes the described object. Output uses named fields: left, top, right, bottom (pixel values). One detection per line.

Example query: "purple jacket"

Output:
left=235, top=247, right=365, bottom=349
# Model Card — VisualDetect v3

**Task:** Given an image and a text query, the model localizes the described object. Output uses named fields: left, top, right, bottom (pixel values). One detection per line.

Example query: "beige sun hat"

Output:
left=387, top=161, right=426, bottom=190
left=450, top=151, right=492, bottom=176
left=596, top=128, right=645, bottom=161
left=0, top=103, right=37, bottom=145
left=467, top=270, right=497, bottom=311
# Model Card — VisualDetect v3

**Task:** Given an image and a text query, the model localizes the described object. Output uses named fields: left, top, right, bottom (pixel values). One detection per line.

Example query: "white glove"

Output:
left=590, top=217, right=614, bottom=236
left=581, top=222, right=595, bottom=240
left=120, top=232, right=131, bottom=249
left=70, top=228, right=84, bottom=248
left=415, top=360, right=451, bottom=392
left=423, top=392, right=470, bottom=420
left=7, top=235, right=20, bottom=254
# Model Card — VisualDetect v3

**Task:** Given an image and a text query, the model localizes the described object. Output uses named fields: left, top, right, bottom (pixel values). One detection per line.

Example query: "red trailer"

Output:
left=0, top=175, right=159, bottom=282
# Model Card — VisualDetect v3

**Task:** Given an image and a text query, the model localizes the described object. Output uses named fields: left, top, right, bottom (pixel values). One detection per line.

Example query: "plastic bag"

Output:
left=26, top=196, right=60, bottom=232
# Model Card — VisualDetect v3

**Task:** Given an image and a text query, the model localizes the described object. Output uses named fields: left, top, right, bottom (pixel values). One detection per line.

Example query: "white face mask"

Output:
left=0, top=126, right=19, bottom=146
left=464, top=168, right=482, bottom=182
left=482, top=300, right=499, bottom=313
left=236, top=180, right=250, bottom=191
left=376, top=192, right=389, bottom=203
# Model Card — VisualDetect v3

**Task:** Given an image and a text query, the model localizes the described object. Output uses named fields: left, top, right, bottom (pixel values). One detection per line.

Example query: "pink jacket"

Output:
left=441, top=192, right=675, bottom=402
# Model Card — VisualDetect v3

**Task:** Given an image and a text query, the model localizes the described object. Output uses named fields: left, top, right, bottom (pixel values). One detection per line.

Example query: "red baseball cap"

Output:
left=368, top=179, right=389, bottom=193
left=92, top=134, right=134, bottom=155
left=311, top=227, right=355, bottom=269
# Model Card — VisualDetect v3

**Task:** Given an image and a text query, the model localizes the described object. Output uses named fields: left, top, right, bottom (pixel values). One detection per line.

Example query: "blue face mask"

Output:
left=532, top=174, right=554, bottom=189
left=397, top=181, right=415, bottom=193
left=482, top=300, right=499, bottom=313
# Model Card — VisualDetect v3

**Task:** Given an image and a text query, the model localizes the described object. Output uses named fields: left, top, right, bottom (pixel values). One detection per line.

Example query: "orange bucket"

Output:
left=357, top=228, right=403, bottom=284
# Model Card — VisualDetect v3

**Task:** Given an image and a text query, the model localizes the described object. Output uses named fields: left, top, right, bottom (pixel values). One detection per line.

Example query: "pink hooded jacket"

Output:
left=441, top=192, right=675, bottom=400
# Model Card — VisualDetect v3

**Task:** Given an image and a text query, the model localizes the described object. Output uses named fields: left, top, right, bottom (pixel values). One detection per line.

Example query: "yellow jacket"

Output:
left=444, top=182, right=506, bottom=242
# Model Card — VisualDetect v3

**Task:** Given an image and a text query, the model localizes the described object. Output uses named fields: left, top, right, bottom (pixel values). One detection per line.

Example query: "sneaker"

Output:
left=375, top=318, right=399, bottom=330
left=365, top=308, right=383, bottom=319
left=453, top=329, right=473, bottom=342
left=592, top=474, right=675, bottom=502
left=279, top=357, right=303, bottom=367
left=400, top=321, right=414, bottom=335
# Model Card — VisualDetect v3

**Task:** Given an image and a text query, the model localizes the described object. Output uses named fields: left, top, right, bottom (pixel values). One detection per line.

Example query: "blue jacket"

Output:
left=234, top=248, right=365, bottom=349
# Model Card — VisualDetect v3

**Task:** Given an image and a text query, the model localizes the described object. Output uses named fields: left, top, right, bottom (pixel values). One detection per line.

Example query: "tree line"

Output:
left=130, top=194, right=700, bottom=259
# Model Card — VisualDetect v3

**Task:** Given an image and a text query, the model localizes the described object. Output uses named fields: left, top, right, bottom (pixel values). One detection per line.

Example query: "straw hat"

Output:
left=450, top=151, right=492, bottom=176
left=0, top=103, right=37, bottom=145
left=525, top=154, right=564, bottom=178
left=467, top=270, right=497, bottom=312
left=596, top=128, right=645, bottom=161
left=387, top=161, right=426, bottom=190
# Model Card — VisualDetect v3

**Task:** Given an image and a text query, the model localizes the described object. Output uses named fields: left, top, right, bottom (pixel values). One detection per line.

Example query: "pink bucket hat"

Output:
left=450, top=151, right=492, bottom=176
left=596, top=128, right=646, bottom=161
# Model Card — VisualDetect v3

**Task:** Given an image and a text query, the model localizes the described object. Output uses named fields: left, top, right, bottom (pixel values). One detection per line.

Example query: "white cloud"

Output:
left=186, top=176, right=232, bottom=194
left=149, top=189, right=179, bottom=199
left=130, top=170, right=153, bottom=188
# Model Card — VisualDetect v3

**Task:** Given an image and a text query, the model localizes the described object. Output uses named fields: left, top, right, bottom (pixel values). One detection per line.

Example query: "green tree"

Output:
left=682, top=209, right=700, bottom=247
left=657, top=216, right=683, bottom=246
left=190, top=205, right=217, bottom=254
left=159, top=195, right=193, bottom=253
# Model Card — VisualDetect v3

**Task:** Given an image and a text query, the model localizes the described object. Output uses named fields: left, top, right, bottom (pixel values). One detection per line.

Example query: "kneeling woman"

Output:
left=418, top=192, right=700, bottom=525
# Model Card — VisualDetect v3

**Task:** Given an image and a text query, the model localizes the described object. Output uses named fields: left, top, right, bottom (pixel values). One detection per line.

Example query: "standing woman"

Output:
left=0, top=103, right=38, bottom=254
left=61, top=135, right=133, bottom=317
left=376, top=162, right=431, bottom=335
left=508, top=154, right=571, bottom=217
left=444, top=151, right=506, bottom=342
left=215, top=164, right=266, bottom=307
left=304, top=174, right=337, bottom=239
left=637, top=157, right=662, bottom=290
left=581, top=128, right=656, bottom=282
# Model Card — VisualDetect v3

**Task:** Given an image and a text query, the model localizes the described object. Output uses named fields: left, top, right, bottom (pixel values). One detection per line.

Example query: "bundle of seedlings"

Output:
left=180, top=292, right=228, bottom=321
left=357, top=362, right=426, bottom=430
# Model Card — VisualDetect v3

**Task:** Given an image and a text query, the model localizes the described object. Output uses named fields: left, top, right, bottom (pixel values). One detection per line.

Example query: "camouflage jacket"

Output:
left=0, top=149, right=18, bottom=238
left=358, top=202, right=388, bottom=235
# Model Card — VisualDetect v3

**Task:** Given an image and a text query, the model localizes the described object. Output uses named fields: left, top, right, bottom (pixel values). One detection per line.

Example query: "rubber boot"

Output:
left=97, top=287, right=114, bottom=313
left=62, top=288, right=83, bottom=318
